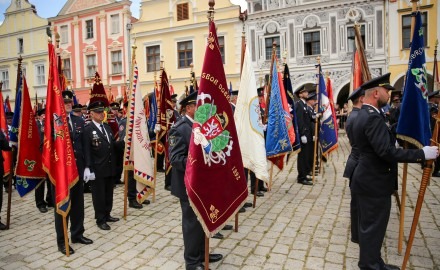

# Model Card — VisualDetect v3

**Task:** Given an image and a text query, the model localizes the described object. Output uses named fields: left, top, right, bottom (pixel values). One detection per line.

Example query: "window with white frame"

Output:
left=85, top=20, right=94, bottom=39
left=18, top=38, right=24, bottom=54
left=63, top=58, right=71, bottom=80
left=177, top=41, right=193, bottom=68
left=111, top=14, right=120, bottom=34
left=218, top=36, right=225, bottom=64
left=60, top=25, right=68, bottom=44
left=265, top=36, right=280, bottom=60
left=1, top=70, right=9, bottom=90
left=347, top=25, right=365, bottom=52
left=304, top=31, right=320, bottom=56
left=86, top=55, right=96, bottom=77
left=35, top=64, right=45, bottom=85
left=146, top=45, right=160, bottom=72
left=111, top=51, right=122, bottom=74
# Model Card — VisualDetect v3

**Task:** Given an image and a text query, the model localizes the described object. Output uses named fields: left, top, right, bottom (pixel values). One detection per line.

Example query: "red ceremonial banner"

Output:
left=42, top=43, right=79, bottom=217
left=184, top=21, right=248, bottom=236
left=158, top=69, right=175, bottom=173
left=0, top=85, right=11, bottom=177
left=15, top=76, right=46, bottom=178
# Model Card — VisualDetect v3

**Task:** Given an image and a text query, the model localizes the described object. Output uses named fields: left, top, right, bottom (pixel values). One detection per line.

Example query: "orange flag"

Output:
left=42, top=43, right=79, bottom=216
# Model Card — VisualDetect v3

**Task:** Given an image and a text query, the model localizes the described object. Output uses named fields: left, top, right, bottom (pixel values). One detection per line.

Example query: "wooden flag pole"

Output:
left=204, top=235, right=210, bottom=270
left=62, top=216, right=70, bottom=256
left=123, top=170, right=128, bottom=219
left=268, top=163, right=274, bottom=191
left=398, top=0, right=419, bottom=255
left=312, top=57, right=321, bottom=185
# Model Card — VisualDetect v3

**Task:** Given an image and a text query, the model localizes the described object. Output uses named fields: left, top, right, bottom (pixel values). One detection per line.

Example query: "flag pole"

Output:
left=398, top=0, right=419, bottom=256
left=430, top=39, right=438, bottom=93
left=123, top=44, right=137, bottom=219
left=312, top=57, right=321, bottom=185
left=153, top=71, right=158, bottom=203
left=267, top=41, right=278, bottom=191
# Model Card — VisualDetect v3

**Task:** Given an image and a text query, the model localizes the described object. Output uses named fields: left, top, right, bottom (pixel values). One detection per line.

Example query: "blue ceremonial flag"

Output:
left=283, top=64, right=301, bottom=152
left=9, top=70, right=22, bottom=145
left=317, top=64, right=338, bottom=155
left=147, top=90, right=158, bottom=138
left=266, top=62, right=292, bottom=157
left=396, top=11, right=431, bottom=148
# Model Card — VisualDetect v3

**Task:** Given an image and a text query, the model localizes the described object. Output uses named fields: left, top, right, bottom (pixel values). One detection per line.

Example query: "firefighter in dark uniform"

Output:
left=0, top=130, right=11, bottom=230
left=53, top=90, right=93, bottom=255
left=343, top=87, right=365, bottom=244
left=428, top=90, right=440, bottom=177
left=306, top=91, right=318, bottom=175
left=168, top=92, right=223, bottom=270
left=35, top=108, right=53, bottom=212
left=350, top=73, right=438, bottom=270
left=295, top=86, right=313, bottom=185
left=83, top=101, right=123, bottom=230
left=164, top=94, right=181, bottom=191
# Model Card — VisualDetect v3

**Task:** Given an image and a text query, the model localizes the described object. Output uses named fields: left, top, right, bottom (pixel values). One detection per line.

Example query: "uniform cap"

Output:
left=360, top=73, right=395, bottom=91
left=347, top=87, right=365, bottom=101
left=88, top=101, right=106, bottom=112
left=62, top=90, right=73, bottom=102
left=179, top=91, right=197, bottom=106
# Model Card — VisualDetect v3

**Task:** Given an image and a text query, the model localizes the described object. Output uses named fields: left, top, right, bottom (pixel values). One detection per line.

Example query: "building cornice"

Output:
left=0, top=25, right=49, bottom=39
left=0, top=52, right=48, bottom=63
left=397, top=4, right=434, bottom=13
left=48, top=1, right=131, bottom=22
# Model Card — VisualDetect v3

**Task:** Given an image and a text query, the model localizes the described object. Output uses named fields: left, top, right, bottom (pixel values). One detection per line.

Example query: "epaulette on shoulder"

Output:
left=367, top=108, right=376, bottom=114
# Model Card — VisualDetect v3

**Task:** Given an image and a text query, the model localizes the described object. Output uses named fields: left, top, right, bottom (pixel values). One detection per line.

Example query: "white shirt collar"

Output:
left=185, top=114, right=195, bottom=123
left=363, top=103, right=380, bottom=114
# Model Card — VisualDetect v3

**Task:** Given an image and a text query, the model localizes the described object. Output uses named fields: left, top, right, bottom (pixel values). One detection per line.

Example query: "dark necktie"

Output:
left=100, top=124, right=108, bottom=142
left=67, top=116, right=73, bottom=133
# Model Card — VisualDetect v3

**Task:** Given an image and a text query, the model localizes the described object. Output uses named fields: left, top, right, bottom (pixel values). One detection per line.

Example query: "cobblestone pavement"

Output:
left=0, top=136, right=439, bottom=270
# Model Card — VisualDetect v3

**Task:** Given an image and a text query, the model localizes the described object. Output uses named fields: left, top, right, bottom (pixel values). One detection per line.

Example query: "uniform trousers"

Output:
left=91, top=176, right=114, bottom=225
left=350, top=191, right=359, bottom=243
left=356, top=194, right=391, bottom=270
left=297, top=142, right=311, bottom=181
left=51, top=181, right=85, bottom=246
left=35, top=178, right=53, bottom=208
left=180, top=199, right=205, bottom=270
left=127, top=170, right=136, bottom=201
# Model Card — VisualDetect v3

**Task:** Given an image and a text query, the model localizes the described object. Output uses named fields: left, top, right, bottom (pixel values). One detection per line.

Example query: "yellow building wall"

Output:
left=133, top=0, right=242, bottom=98
left=388, top=0, right=438, bottom=87
left=0, top=1, right=49, bottom=109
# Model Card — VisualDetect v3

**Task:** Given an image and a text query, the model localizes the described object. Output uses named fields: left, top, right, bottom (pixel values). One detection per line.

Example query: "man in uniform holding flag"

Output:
left=169, top=92, right=223, bottom=270
left=295, top=87, right=313, bottom=185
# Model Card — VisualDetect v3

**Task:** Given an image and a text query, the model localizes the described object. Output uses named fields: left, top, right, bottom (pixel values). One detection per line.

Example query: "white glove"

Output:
left=422, top=146, right=438, bottom=160
left=395, top=141, right=401, bottom=149
left=313, top=136, right=316, bottom=142
left=83, top=168, right=91, bottom=182
left=89, top=172, right=96, bottom=181
left=301, top=136, right=307, bottom=144
left=262, top=124, right=267, bottom=131
left=154, top=124, right=161, bottom=133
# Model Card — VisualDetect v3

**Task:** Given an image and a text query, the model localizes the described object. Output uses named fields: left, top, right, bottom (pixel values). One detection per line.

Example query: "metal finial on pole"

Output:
left=207, top=0, right=215, bottom=21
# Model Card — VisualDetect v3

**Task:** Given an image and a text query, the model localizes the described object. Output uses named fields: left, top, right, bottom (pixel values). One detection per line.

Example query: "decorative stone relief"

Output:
left=296, top=55, right=329, bottom=65
left=269, top=0, right=280, bottom=9
left=317, top=12, right=329, bottom=22
left=346, top=8, right=362, bottom=22
left=285, top=0, right=296, bottom=7
left=108, top=40, right=122, bottom=49
left=274, top=17, right=287, bottom=28
left=362, top=5, right=374, bottom=16
left=305, top=16, right=318, bottom=28
left=256, top=21, right=266, bottom=31
left=295, top=15, right=306, bottom=25
left=327, top=69, right=351, bottom=90
left=290, top=72, right=317, bottom=87
left=266, top=22, right=278, bottom=34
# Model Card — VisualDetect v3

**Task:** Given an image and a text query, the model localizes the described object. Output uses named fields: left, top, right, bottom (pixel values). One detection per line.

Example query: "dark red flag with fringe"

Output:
left=185, top=21, right=248, bottom=236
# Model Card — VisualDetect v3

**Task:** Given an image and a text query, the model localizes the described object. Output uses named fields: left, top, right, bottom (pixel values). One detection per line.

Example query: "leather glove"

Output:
left=154, top=124, right=161, bottom=133
left=422, top=146, right=438, bottom=160
left=83, top=168, right=91, bottom=183
left=301, top=136, right=307, bottom=144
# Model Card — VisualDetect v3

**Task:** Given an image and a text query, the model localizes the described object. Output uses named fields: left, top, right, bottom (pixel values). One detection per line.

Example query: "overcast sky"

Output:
left=0, top=0, right=247, bottom=24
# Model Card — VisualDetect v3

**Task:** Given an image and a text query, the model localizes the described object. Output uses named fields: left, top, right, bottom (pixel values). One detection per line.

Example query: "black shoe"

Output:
left=222, top=225, right=233, bottom=230
left=238, top=206, right=246, bottom=213
left=58, top=244, right=75, bottom=255
left=97, top=223, right=111, bottom=230
left=0, top=221, right=6, bottom=230
left=243, top=202, right=253, bottom=208
left=252, top=191, right=264, bottom=197
left=129, top=200, right=143, bottom=209
left=106, top=216, right=119, bottom=222
left=432, top=171, right=440, bottom=177
left=212, top=232, right=224, bottom=239
left=38, top=206, right=48, bottom=213
left=259, top=187, right=268, bottom=192
left=351, top=238, right=359, bottom=244
left=47, top=203, right=54, bottom=208
left=142, top=199, right=150, bottom=205
left=164, top=185, right=171, bottom=191
left=383, top=264, right=400, bottom=270
left=298, top=180, right=313, bottom=186
left=72, top=236, right=93, bottom=245
left=202, top=253, right=223, bottom=263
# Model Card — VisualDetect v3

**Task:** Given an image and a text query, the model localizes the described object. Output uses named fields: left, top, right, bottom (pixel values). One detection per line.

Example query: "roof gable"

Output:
left=58, top=0, right=116, bottom=16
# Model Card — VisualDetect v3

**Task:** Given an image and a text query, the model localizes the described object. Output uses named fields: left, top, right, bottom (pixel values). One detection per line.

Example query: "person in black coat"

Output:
left=295, top=86, right=313, bottom=185
left=83, top=101, right=124, bottom=231
left=52, top=91, right=93, bottom=255
left=168, top=92, right=223, bottom=270
left=350, top=73, right=438, bottom=270
left=0, top=131, right=11, bottom=230
left=343, top=87, right=365, bottom=245
left=34, top=108, right=53, bottom=213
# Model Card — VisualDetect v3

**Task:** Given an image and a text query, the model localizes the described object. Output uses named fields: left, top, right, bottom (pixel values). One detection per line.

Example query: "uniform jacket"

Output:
left=296, top=99, right=313, bottom=141
left=351, top=104, right=424, bottom=197
left=68, top=114, right=86, bottom=179
left=168, top=116, right=193, bottom=200
left=343, top=107, right=360, bottom=180
left=83, top=122, right=123, bottom=178
left=0, top=131, right=11, bottom=176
